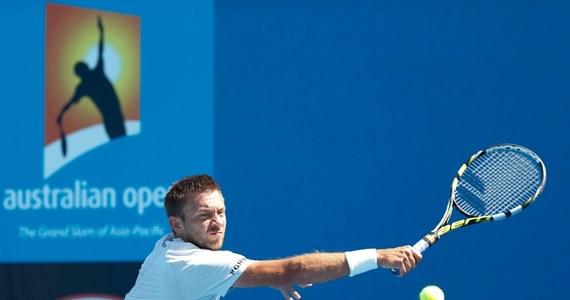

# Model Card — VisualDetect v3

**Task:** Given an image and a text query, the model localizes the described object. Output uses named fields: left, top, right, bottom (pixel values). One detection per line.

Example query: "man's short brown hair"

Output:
left=164, top=174, right=221, bottom=219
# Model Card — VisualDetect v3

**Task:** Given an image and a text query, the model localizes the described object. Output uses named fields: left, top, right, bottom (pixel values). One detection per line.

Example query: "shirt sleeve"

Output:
left=168, top=249, right=253, bottom=298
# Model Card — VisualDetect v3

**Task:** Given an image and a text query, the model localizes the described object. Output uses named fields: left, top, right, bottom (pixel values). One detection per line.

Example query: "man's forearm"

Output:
left=283, top=252, right=350, bottom=284
left=235, top=251, right=350, bottom=288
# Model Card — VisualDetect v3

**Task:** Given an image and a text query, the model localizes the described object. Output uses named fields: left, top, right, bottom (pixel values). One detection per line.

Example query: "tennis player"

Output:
left=125, top=174, right=421, bottom=300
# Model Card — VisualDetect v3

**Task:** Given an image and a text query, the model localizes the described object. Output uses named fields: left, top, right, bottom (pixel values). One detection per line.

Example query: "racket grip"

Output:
left=412, top=238, right=430, bottom=253
left=389, top=232, right=439, bottom=276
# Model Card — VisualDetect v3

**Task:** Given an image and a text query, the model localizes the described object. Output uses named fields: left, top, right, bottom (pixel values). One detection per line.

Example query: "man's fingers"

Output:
left=288, top=286, right=301, bottom=299
left=396, top=246, right=417, bottom=276
left=379, top=245, right=423, bottom=277
left=277, top=286, right=304, bottom=300
left=403, top=246, right=422, bottom=268
left=411, top=247, right=423, bottom=264
left=398, top=263, right=409, bottom=277
left=405, top=247, right=416, bottom=268
left=278, top=287, right=293, bottom=300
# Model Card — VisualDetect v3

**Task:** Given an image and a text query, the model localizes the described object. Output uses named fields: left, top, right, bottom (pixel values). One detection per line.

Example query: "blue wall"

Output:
left=215, top=1, right=569, bottom=299
left=1, top=1, right=569, bottom=299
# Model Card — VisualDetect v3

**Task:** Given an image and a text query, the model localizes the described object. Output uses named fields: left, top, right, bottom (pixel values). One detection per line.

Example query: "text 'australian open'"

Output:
left=3, top=180, right=167, bottom=215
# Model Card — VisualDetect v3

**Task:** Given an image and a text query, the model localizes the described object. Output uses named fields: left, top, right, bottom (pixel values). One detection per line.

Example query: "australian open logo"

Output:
left=44, top=3, right=140, bottom=179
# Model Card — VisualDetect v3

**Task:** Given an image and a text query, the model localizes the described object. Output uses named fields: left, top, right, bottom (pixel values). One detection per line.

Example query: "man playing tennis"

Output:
left=125, top=174, right=421, bottom=300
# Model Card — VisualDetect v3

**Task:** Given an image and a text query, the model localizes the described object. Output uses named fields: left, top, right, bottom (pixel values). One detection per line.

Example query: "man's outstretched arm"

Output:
left=57, top=88, right=83, bottom=124
left=97, top=16, right=104, bottom=67
left=233, top=245, right=421, bottom=298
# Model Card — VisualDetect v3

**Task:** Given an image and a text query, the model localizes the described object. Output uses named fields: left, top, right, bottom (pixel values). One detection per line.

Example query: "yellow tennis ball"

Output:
left=419, top=285, right=445, bottom=300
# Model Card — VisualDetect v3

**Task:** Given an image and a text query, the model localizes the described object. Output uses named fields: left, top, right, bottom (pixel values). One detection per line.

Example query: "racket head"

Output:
left=451, top=144, right=546, bottom=220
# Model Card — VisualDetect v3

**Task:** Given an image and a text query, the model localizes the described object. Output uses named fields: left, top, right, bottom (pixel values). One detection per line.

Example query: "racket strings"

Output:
left=454, top=149, right=543, bottom=216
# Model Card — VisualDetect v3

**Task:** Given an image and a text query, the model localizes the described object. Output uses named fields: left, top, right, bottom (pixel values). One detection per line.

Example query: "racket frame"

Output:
left=416, top=144, right=546, bottom=252
left=391, top=144, right=546, bottom=274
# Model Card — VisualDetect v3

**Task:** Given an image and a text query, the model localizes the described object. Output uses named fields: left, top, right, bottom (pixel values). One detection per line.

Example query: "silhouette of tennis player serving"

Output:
left=57, top=16, right=126, bottom=156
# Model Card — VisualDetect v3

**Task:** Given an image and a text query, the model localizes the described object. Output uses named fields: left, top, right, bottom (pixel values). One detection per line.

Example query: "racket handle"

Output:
left=412, top=238, right=430, bottom=253
left=389, top=232, right=439, bottom=276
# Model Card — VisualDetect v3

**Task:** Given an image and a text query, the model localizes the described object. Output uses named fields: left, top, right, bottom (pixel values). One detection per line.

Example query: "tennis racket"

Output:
left=391, top=144, right=546, bottom=275
left=58, top=121, right=67, bottom=157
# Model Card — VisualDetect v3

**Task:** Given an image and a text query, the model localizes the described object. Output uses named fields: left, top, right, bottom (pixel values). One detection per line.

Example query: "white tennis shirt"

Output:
left=125, top=233, right=253, bottom=300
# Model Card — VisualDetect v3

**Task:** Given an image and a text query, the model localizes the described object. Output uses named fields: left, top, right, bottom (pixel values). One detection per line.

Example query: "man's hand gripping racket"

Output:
left=391, top=144, right=547, bottom=276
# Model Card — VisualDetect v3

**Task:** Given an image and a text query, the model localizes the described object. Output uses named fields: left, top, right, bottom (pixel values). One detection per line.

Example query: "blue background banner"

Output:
left=1, top=1, right=569, bottom=299
left=0, top=0, right=213, bottom=263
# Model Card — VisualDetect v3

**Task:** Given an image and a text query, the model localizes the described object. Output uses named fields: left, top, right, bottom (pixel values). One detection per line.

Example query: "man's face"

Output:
left=171, top=190, right=226, bottom=250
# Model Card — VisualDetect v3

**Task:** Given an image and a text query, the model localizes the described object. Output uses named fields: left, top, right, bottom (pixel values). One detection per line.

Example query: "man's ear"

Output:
left=168, top=216, right=183, bottom=235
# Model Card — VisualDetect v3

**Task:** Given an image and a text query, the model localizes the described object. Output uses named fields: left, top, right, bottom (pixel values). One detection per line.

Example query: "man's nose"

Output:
left=211, top=213, right=223, bottom=224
